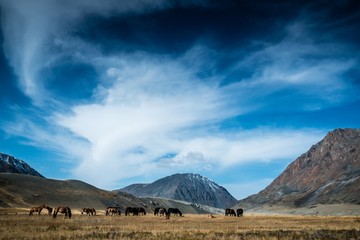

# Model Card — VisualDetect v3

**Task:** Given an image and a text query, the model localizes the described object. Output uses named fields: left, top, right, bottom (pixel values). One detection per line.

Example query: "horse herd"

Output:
left=225, top=208, right=244, bottom=217
left=29, top=205, right=72, bottom=218
left=105, top=207, right=147, bottom=216
left=29, top=205, right=244, bottom=219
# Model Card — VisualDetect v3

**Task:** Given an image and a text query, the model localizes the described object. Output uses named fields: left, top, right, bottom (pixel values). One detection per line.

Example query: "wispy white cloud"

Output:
left=49, top=51, right=325, bottom=187
left=230, top=21, right=359, bottom=110
left=0, top=0, right=205, bottom=104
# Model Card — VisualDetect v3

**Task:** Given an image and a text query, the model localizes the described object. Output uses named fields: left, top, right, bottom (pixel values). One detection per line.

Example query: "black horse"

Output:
left=137, top=207, right=146, bottom=215
left=125, top=207, right=139, bottom=216
left=159, top=208, right=170, bottom=219
left=225, top=208, right=236, bottom=216
left=154, top=207, right=160, bottom=215
left=168, top=208, right=182, bottom=216
left=236, top=208, right=244, bottom=217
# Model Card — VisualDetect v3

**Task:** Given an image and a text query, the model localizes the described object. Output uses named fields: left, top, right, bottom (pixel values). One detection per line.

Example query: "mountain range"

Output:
left=119, top=173, right=238, bottom=208
left=0, top=173, right=217, bottom=214
left=1, top=128, right=360, bottom=214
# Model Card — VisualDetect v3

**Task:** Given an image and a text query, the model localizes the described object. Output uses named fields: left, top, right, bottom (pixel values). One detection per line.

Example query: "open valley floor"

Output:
left=0, top=209, right=359, bottom=239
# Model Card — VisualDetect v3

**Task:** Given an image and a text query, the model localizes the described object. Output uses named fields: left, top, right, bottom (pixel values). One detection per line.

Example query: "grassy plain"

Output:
left=0, top=210, right=359, bottom=240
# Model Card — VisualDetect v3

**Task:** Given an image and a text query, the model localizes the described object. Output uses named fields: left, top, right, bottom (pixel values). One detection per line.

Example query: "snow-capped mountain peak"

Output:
left=120, top=173, right=237, bottom=208
left=0, top=152, right=43, bottom=177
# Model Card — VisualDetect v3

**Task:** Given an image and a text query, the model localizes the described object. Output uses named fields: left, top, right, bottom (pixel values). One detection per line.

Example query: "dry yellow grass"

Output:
left=0, top=210, right=359, bottom=239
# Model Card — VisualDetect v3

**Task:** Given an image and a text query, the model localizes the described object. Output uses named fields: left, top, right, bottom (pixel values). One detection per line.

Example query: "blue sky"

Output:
left=0, top=0, right=359, bottom=199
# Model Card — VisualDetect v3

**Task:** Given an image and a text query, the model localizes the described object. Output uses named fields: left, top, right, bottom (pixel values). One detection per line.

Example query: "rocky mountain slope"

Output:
left=237, top=128, right=360, bottom=208
left=0, top=152, right=43, bottom=177
left=0, top=173, right=137, bottom=209
left=120, top=173, right=237, bottom=208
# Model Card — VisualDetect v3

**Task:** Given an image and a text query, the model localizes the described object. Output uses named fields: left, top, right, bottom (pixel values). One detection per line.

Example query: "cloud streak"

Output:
left=0, top=0, right=204, bottom=104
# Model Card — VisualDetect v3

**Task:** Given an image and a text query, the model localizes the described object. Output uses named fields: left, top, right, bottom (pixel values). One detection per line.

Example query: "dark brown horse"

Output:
left=53, top=206, right=72, bottom=219
left=29, top=204, right=46, bottom=215
left=236, top=208, right=244, bottom=217
left=168, top=208, right=182, bottom=216
left=158, top=208, right=169, bottom=218
left=225, top=208, right=236, bottom=216
left=137, top=207, right=146, bottom=215
left=81, top=208, right=96, bottom=216
left=125, top=207, right=139, bottom=216
left=154, top=207, right=160, bottom=215
left=155, top=207, right=167, bottom=216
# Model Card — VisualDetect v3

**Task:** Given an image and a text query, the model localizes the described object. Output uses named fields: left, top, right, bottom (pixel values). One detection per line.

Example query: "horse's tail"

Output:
left=52, top=208, right=57, bottom=218
left=48, top=207, right=53, bottom=215
left=67, top=207, right=72, bottom=219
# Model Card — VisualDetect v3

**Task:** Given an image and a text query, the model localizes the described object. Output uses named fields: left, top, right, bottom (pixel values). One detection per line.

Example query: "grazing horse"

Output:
left=106, top=207, right=121, bottom=216
left=154, top=207, right=160, bottom=215
left=125, top=207, right=139, bottom=216
left=53, top=206, right=72, bottom=219
left=236, top=208, right=244, bottom=217
left=168, top=208, right=182, bottom=216
left=44, top=206, right=53, bottom=215
left=158, top=208, right=168, bottom=217
left=29, top=204, right=46, bottom=215
left=155, top=207, right=167, bottom=217
left=156, top=208, right=170, bottom=219
left=81, top=208, right=96, bottom=216
left=137, top=207, right=146, bottom=215
left=225, top=208, right=236, bottom=216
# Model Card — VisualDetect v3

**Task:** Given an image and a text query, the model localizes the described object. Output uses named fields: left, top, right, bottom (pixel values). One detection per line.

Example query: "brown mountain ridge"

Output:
left=237, top=128, right=360, bottom=209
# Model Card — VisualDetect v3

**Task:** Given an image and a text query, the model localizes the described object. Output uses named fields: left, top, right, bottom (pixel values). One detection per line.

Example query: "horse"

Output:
left=105, top=207, right=121, bottom=216
left=158, top=208, right=169, bottom=218
left=81, top=208, right=96, bottom=216
left=236, top=208, right=244, bottom=217
left=137, top=207, right=146, bottom=215
left=168, top=208, right=182, bottom=216
left=44, top=206, right=53, bottom=215
left=125, top=207, right=139, bottom=216
left=225, top=208, right=236, bottom=216
left=29, top=204, right=46, bottom=215
left=154, top=207, right=160, bottom=215
left=157, top=208, right=166, bottom=216
left=53, top=206, right=72, bottom=219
